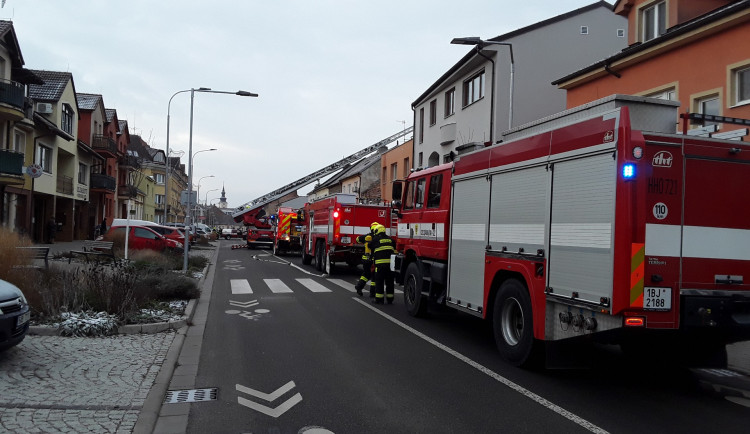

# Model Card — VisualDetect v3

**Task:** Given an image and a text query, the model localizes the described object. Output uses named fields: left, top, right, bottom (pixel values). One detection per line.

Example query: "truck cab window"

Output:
left=427, top=174, right=443, bottom=208
left=415, top=178, right=426, bottom=209
left=404, top=181, right=415, bottom=209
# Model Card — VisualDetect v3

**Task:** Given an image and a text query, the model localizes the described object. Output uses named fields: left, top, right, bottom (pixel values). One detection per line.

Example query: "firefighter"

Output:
left=372, top=224, right=396, bottom=304
left=354, top=222, right=379, bottom=297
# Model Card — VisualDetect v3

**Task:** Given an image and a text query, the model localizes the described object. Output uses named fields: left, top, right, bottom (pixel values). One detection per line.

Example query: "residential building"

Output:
left=307, top=149, right=386, bottom=204
left=412, top=1, right=627, bottom=168
left=28, top=70, right=80, bottom=242
left=380, top=139, right=414, bottom=203
left=553, top=0, right=750, bottom=139
left=0, top=21, right=44, bottom=236
left=76, top=93, right=110, bottom=238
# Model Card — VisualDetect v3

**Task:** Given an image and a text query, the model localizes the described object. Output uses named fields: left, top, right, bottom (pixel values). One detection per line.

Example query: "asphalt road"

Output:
left=187, top=242, right=749, bottom=434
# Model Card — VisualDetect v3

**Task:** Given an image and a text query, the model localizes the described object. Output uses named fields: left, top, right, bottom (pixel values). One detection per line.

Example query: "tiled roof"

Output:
left=118, top=120, right=127, bottom=131
left=28, top=70, right=73, bottom=102
left=76, top=93, right=102, bottom=111
left=105, top=108, right=117, bottom=123
left=0, top=20, right=12, bottom=36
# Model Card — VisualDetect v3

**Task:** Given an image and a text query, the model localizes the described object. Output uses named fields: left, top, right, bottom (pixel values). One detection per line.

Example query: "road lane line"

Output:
left=296, top=278, right=332, bottom=293
left=265, top=279, right=293, bottom=293
left=231, top=279, right=253, bottom=294
left=353, top=298, right=609, bottom=434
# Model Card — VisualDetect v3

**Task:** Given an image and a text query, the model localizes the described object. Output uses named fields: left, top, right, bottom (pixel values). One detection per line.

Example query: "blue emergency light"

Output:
left=622, top=163, right=636, bottom=179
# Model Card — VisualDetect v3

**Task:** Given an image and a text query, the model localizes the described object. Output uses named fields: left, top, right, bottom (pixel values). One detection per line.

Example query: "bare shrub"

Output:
left=0, top=227, right=33, bottom=281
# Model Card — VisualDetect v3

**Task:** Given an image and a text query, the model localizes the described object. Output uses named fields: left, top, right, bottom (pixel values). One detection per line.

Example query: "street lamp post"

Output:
left=195, top=175, right=215, bottom=226
left=205, top=188, right=219, bottom=206
left=177, top=88, right=258, bottom=271
left=451, top=37, right=515, bottom=141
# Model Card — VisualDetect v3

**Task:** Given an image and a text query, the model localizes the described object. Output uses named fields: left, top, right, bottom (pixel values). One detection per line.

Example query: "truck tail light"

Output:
left=624, top=316, right=645, bottom=327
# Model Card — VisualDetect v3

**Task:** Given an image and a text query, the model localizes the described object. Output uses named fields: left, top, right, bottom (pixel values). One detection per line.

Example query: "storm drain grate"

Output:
left=164, top=388, right=218, bottom=404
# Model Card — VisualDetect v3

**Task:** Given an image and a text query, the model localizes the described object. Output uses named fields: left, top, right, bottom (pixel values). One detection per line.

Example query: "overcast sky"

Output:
left=3, top=0, right=611, bottom=208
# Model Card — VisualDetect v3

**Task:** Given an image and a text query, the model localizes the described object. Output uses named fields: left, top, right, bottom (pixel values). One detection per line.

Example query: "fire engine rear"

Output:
left=392, top=94, right=750, bottom=367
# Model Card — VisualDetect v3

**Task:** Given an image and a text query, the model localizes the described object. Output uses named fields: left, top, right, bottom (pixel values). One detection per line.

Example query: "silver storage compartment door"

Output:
left=548, top=153, right=615, bottom=303
left=489, top=165, right=548, bottom=253
left=448, top=176, right=490, bottom=314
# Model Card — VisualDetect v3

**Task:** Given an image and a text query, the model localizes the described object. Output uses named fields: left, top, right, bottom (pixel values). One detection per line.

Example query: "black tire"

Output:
left=404, top=262, right=428, bottom=317
left=225, top=235, right=230, bottom=240
left=493, top=278, right=537, bottom=367
left=301, top=238, right=313, bottom=265
left=315, top=241, right=324, bottom=272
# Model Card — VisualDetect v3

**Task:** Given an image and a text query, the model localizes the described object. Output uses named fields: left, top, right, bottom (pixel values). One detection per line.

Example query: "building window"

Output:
left=403, top=158, right=410, bottom=177
left=382, top=166, right=387, bottom=183
left=419, top=108, right=424, bottom=143
left=155, top=194, right=165, bottom=205
left=617, top=29, right=625, bottom=38
left=642, top=1, right=666, bottom=42
left=418, top=152, right=423, bottom=168
left=61, top=103, right=74, bottom=135
left=444, top=88, right=455, bottom=117
left=646, top=88, right=676, bottom=100
left=694, top=94, right=720, bottom=126
left=37, top=145, right=52, bottom=173
left=78, top=163, right=88, bottom=185
left=13, top=130, right=25, bottom=153
left=429, top=99, right=437, bottom=126
left=391, top=163, right=398, bottom=182
left=154, top=173, right=165, bottom=184
left=734, top=66, right=750, bottom=105
left=462, top=70, right=485, bottom=107
left=580, top=26, right=589, bottom=35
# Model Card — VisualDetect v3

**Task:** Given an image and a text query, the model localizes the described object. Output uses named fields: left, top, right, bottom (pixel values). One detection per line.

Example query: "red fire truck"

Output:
left=272, top=207, right=302, bottom=255
left=299, top=193, right=392, bottom=274
left=392, top=95, right=750, bottom=367
left=236, top=206, right=274, bottom=249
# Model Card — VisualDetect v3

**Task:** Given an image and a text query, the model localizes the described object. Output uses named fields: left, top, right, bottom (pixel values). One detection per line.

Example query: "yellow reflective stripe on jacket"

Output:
left=374, top=246, right=394, bottom=253
left=375, top=258, right=391, bottom=264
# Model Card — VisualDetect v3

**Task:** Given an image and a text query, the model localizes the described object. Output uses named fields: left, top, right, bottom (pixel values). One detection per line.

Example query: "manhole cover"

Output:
left=164, top=388, right=218, bottom=404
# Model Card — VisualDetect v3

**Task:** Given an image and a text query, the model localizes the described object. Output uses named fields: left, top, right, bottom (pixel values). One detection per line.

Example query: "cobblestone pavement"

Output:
left=0, top=332, right=176, bottom=433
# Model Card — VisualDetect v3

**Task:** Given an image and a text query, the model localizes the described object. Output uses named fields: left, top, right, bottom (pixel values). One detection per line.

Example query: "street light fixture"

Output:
left=196, top=174, right=215, bottom=223
left=451, top=37, right=515, bottom=140
left=171, top=87, right=258, bottom=271
left=204, top=188, right=219, bottom=206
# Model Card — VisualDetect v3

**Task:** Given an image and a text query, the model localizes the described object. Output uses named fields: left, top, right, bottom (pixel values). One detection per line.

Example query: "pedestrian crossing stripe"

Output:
left=231, top=278, right=405, bottom=295
left=231, top=279, right=253, bottom=294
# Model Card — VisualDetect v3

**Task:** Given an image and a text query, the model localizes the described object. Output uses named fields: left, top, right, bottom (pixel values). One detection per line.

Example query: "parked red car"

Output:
left=98, top=225, right=183, bottom=253
left=111, top=219, right=187, bottom=247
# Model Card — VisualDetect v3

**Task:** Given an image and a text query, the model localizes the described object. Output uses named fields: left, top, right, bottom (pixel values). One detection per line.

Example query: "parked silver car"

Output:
left=0, top=279, right=30, bottom=351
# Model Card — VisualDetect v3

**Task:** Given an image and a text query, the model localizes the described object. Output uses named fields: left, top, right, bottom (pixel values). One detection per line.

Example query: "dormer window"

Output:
left=642, top=1, right=666, bottom=42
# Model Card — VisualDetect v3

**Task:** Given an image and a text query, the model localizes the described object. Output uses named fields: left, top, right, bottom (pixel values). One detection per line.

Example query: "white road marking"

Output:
left=231, top=279, right=253, bottom=294
left=265, top=279, right=293, bottom=293
left=328, top=278, right=356, bottom=293
left=296, top=278, right=332, bottom=293
left=236, top=381, right=303, bottom=418
left=353, top=298, right=609, bottom=434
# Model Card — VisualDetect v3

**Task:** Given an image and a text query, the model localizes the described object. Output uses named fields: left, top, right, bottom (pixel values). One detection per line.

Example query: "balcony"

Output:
left=118, top=154, right=141, bottom=169
left=0, top=149, right=24, bottom=185
left=90, top=173, right=116, bottom=192
left=56, top=174, right=73, bottom=195
left=0, top=79, right=26, bottom=120
left=92, top=134, right=118, bottom=158
left=118, top=184, right=143, bottom=199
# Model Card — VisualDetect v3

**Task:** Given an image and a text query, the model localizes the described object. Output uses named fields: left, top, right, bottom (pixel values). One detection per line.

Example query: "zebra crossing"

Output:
left=230, top=278, right=403, bottom=295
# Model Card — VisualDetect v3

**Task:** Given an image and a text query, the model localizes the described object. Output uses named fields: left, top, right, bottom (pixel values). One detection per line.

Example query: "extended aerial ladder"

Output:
left=232, top=127, right=413, bottom=222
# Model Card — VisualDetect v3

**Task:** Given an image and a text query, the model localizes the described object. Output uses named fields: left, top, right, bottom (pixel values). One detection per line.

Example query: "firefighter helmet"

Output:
left=376, top=225, right=386, bottom=234
left=370, top=222, right=380, bottom=233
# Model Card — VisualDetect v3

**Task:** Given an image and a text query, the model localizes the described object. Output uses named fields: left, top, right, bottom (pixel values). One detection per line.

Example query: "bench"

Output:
left=69, top=240, right=116, bottom=263
left=14, top=246, right=50, bottom=269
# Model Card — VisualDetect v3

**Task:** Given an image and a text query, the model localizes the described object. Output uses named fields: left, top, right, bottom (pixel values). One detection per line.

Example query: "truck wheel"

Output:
left=301, top=238, right=313, bottom=265
left=493, top=278, right=537, bottom=367
left=404, top=262, right=427, bottom=317
left=315, top=241, right=324, bottom=272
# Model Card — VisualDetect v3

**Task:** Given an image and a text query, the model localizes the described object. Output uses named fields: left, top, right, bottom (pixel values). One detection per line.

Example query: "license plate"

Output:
left=341, top=236, right=351, bottom=244
left=644, top=287, right=671, bottom=311
left=16, top=310, right=30, bottom=327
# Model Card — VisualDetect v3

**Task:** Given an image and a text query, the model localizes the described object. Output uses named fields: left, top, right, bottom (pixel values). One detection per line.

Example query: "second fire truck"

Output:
left=299, top=193, right=392, bottom=274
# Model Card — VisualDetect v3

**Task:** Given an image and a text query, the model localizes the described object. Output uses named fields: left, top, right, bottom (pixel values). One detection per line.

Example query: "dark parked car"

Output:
left=0, top=278, right=30, bottom=351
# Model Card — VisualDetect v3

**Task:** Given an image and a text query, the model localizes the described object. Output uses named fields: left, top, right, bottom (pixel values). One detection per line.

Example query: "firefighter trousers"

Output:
left=355, top=258, right=374, bottom=296
left=374, top=264, right=394, bottom=304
